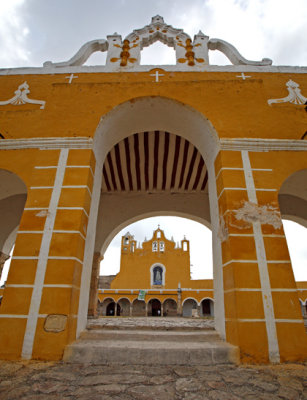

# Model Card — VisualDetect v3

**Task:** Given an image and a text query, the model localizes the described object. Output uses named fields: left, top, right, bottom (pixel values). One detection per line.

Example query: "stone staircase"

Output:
left=63, top=317, right=239, bottom=365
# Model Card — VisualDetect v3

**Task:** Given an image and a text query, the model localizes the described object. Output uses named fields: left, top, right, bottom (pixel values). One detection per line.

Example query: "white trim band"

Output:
left=221, top=138, right=307, bottom=152
left=241, top=150, right=280, bottom=363
left=0, top=137, right=92, bottom=150
left=21, top=148, right=69, bottom=360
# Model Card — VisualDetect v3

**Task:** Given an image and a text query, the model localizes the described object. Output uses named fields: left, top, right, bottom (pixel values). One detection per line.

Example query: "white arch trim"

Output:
left=132, top=298, right=145, bottom=304
left=162, top=298, right=177, bottom=305
left=200, top=297, right=214, bottom=302
left=182, top=297, right=198, bottom=306
left=2, top=226, right=19, bottom=255
left=150, top=263, right=166, bottom=286
left=117, top=297, right=131, bottom=304
left=101, top=297, right=115, bottom=304
left=93, top=96, right=219, bottom=168
left=147, top=297, right=162, bottom=305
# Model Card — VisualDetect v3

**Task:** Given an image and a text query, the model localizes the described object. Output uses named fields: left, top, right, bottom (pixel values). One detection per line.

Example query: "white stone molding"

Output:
left=43, top=39, right=108, bottom=68
left=0, top=137, right=92, bottom=150
left=1, top=137, right=306, bottom=153
left=0, top=82, right=45, bottom=109
left=220, top=138, right=307, bottom=152
left=22, top=148, right=69, bottom=359
left=41, top=15, right=272, bottom=71
left=208, top=38, right=272, bottom=66
left=268, top=80, right=307, bottom=106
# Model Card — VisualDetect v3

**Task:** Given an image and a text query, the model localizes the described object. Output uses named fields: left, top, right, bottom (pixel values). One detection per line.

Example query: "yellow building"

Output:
left=0, top=15, right=306, bottom=363
left=98, top=227, right=214, bottom=317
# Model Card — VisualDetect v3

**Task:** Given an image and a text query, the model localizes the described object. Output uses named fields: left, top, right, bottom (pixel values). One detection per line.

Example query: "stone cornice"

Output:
left=220, top=138, right=307, bottom=152
left=0, top=64, right=306, bottom=76
left=0, top=137, right=306, bottom=152
left=0, top=137, right=93, bottom=150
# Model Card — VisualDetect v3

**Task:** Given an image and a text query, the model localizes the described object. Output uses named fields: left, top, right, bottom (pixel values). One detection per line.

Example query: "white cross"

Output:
left=65, top=73, right=78, bottom=84
left=150, top=71, right=164, bottom=82
left=236, top=72, right=251, bottom=80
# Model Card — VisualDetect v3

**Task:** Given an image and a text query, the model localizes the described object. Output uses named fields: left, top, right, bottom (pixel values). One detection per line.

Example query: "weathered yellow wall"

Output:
left=0, top=68, right=306, bottom=363
left=0, top=72, right=306, bottom=142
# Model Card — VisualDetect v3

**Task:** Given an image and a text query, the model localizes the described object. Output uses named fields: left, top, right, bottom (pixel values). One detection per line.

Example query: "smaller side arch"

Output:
left=162, top=298, right=177, bottom=317
left=132, top=298, right=146, bottom=316
left=182, top=297, right=198, bottom=306
left=182, top=297, right=198, bottom=317
left=200, top=297, right=214, bottom=317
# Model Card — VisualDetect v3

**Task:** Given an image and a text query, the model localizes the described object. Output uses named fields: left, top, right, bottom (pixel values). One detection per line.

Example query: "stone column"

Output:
left=177, top=284, right=182, bottom=316
left=88, top=252, right=103, bottom=318
left=145, top=302, right=148, bottom=317
left=130, top=303, right=133, bottom=316
left=215, top=149, right=307, bottom=363
left=197, top=304, right=201, bottom=318
left=114, top=302, right=117, bottom=316
left=0, top=252, right=10, bottom=282
left=0, top=148, right=98, bottom=361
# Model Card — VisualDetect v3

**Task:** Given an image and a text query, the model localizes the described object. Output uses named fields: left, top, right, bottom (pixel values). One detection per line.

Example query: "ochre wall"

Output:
left=0, top=69, right=306, bottom=362
left=0, top=71, right=306, bottom=142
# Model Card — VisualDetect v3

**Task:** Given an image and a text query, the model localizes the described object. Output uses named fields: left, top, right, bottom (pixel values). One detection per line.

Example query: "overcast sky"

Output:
left=0, top=0, right=306, bottom=284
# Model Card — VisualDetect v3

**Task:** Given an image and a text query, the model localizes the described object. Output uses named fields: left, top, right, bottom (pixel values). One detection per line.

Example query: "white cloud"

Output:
left=0, top=0, right=31, bottom=67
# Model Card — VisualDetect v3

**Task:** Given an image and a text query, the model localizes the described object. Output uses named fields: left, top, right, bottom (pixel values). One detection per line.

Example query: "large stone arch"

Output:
left=78, top=95, right=224, bottom=339
left=92, top=96, right=220, bottom=164
left=278, top=169, right=307, bottom=228
left=0, top=169, right=27, bottom=282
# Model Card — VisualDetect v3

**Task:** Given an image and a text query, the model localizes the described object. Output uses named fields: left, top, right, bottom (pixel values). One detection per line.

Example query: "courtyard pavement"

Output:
left=0, top=359, right=306, bottom=399
left=87, top=316, right=215, bottom=329
left=0, top=317, right=306, bottom=399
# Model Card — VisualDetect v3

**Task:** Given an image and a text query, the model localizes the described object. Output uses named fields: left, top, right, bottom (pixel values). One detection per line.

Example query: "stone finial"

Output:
left=151, top=15, right=164, bottom=24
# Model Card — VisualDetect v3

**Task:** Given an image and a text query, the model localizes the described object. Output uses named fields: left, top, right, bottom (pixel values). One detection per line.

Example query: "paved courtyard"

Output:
left=0, top=359, right=306, bottom=399
left=87, top=317, right=215, bottom=329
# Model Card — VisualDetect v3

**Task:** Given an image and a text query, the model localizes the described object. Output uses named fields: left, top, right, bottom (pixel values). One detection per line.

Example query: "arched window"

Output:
left=150, top=264, right=166, bottom=286
left=159, top=241, right=165, bottom=252
left=152, top=241, right=158, bottom=252
left=153, top=266, right=163, bottom=285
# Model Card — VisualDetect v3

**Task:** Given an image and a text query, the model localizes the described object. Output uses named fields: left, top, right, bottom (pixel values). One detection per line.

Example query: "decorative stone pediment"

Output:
left=43, top=15, right=272, bottom=70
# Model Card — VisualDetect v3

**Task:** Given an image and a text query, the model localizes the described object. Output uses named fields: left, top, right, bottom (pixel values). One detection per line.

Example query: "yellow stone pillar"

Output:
left=0, top=148, right=96, bottom=360
left=88, top=253, right=103, bottom=318
left=215, top=150, right=307, bottom=363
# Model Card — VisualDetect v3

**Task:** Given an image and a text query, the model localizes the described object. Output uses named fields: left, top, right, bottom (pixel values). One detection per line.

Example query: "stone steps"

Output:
left=80, top=328, right=220, bottom=342
left=63, top=339, right=238, bottom=365
left=64, top=318, right=239, bottom=365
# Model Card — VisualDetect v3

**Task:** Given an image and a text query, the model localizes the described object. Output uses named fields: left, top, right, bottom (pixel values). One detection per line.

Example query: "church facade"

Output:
left=0, top=16, right=306, bottom=363
left=97, top=227, right=214, bottom=318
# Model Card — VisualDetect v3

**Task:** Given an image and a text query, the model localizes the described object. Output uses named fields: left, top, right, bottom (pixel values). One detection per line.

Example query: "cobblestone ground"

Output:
left=0, top=360, right=306, bottom=399
left=87, top=317, right=215, bottom=329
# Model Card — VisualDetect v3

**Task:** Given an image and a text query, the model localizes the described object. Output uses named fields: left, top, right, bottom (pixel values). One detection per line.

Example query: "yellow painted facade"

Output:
left=98, top=228, right=214, bottom=315
left=0, top=16, right=306, bottom=363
